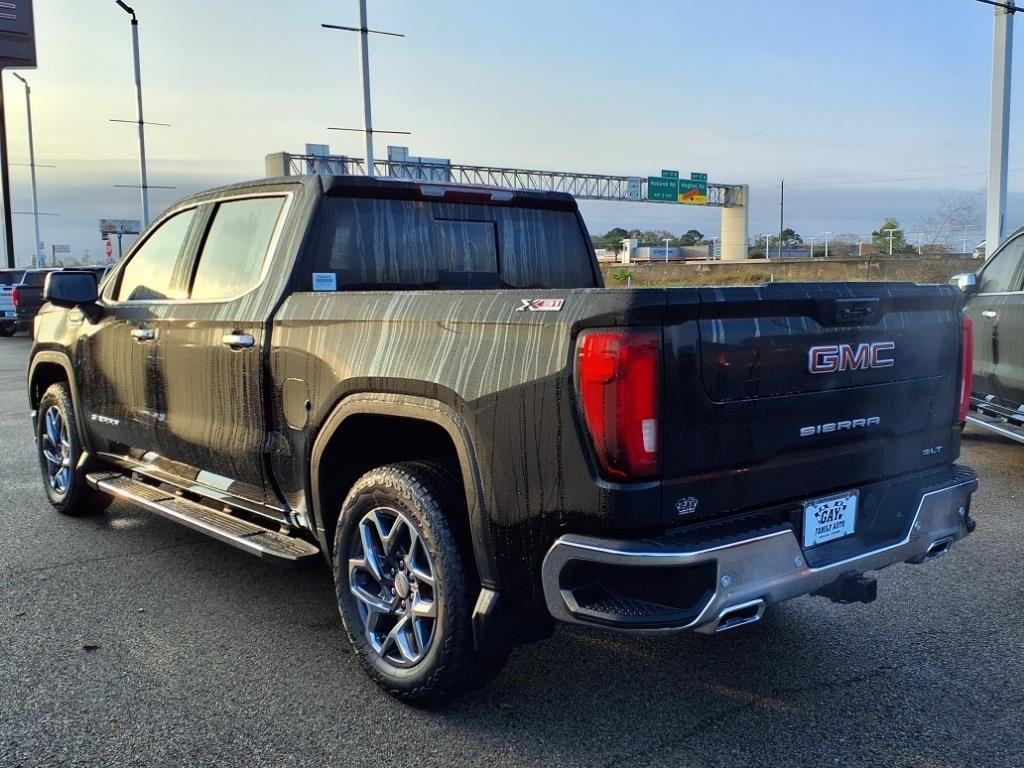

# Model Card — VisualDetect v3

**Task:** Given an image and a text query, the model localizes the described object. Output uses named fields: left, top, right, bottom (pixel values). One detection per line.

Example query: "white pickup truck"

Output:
left=0, top=268, right=23, bottom=336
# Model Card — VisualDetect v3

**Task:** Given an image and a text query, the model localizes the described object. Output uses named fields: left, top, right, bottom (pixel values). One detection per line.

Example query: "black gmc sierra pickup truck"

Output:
left=28, top=175, right=978, bottom=702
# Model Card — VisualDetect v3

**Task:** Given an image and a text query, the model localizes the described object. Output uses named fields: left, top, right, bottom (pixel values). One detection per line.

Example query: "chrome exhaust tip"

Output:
left=923, top=536, right=953, bottom=561
left=713, top=599, right=766, bottom=633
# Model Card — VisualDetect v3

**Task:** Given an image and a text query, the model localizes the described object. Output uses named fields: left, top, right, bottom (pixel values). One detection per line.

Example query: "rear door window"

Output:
left=188, top=196, right=285, bottom=301
left=979, top=235, right=1024, bottom=293
left=115, top=209, right=196, bottom=301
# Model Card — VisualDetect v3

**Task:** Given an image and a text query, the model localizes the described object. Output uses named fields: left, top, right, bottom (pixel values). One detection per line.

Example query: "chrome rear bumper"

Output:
left=541, top=469, right=977, bottom=635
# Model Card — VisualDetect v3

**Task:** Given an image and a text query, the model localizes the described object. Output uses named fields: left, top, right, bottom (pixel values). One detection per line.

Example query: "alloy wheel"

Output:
left=348, top=506, right=437, bottom=668
left=41, top=405, right=72, bottom=495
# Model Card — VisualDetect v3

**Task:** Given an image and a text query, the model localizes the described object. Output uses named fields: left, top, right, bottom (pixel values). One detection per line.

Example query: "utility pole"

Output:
left=778, top=179, right=785, bottom=259
left=808, top=236, right=816, bottom=258
left=884, top=228, right=897, bottom=256
left=11, top=74, right=39, bottom=268
left=914, top=232, right=924, bottom=255
left=663, top=236, right=671, bottom=263
left=356, top=0, right=374, bottom=176
left=0, top=76, right=14, bottom=268
left=985, top=0, right=1014, bottom=253
left=323, top=2, right=407, bottom=177
left=822, top=231, right=831, bottom=258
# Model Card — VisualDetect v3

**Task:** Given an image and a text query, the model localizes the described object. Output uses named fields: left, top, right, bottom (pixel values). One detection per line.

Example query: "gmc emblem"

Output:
left=808, top=342, right=895, bottom=374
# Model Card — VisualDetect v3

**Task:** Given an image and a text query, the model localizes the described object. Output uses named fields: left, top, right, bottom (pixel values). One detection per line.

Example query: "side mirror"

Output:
left=950, top=272, right=978, bottom=295
left=44, top=270, right=99, bottom=307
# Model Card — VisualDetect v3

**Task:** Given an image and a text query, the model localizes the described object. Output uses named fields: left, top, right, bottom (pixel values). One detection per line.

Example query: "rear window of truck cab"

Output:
left=303, top=197, right=597, bottom=291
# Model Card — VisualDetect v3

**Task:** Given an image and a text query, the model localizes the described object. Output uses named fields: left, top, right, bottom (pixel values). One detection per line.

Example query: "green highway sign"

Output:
left=690, top=172, right=708, bottom=182
left=648, top=176, right=678, bottom=202
left=677, top=179, right=708, bottom=205
left=661, top=169, right=679, bottom=179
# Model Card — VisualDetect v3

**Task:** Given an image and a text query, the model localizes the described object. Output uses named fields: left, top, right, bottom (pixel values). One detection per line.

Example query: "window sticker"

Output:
left=312, top=272, right=337, bottom=291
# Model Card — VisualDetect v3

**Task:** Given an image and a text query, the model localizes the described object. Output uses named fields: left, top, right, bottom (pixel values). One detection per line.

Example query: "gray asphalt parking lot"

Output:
left=2, top=333, right=1022, bottom=768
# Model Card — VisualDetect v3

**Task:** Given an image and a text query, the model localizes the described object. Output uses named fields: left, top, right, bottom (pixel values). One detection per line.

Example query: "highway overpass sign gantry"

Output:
left=266, top=150, right=751, bottom=260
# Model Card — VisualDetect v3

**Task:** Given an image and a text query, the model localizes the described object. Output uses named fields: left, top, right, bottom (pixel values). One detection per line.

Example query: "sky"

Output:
left=4, top=0, right=1024, bottom=264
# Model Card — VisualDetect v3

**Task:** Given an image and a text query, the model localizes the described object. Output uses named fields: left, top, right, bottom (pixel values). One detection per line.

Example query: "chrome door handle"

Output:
left=222, top=333, right=255, bottom=349
left=982, top=310, right=998, bottom=319
left=130, top=328, right=155, bottom=342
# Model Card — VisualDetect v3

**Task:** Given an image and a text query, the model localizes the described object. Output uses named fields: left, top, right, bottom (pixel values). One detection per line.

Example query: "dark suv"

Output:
left=954, top=227, right=1024, bottom=443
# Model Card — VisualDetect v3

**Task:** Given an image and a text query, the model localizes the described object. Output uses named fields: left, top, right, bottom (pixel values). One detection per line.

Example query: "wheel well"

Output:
left=315, top=414, right=473, bottom=567
left=29, top=362, right=69, bottom=409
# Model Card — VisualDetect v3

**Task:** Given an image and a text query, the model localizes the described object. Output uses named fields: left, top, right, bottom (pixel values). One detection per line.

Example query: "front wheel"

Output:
left=333, top=462, right=508, bottom=704
left=36, top=383, right=111, bottom=516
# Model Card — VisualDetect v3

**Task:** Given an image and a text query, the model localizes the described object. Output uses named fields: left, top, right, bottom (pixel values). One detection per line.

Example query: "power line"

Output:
left=791, top=170, right=996, bottom=187
left=748, top=161, right=993, bottom=185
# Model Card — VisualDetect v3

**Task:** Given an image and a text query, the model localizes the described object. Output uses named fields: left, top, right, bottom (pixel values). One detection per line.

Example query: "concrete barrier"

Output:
left=600, top=256, right=979, bottom=287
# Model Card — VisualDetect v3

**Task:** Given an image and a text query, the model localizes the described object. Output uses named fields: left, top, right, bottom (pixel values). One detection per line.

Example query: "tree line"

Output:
left=597, top=218, right=960, bottom=259
left=592, top=228, right=707, bottom=256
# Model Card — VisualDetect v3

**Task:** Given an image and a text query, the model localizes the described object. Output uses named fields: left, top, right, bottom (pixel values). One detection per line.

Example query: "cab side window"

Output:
left=979, top=236, right=1024, bottom=294
left=188, top=197, right=285, bottom=301
left=115, top=209, right=196, bottom=301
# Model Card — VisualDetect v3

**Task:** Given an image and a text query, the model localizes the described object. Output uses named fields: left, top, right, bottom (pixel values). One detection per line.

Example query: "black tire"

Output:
left=36, top=382, right=112, bottom=516
left=333, top=462, right=508, bottom=704
left=0, top=323, right=15, bottom=337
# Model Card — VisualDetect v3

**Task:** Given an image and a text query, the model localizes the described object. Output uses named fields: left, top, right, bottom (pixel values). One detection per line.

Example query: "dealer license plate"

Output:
left=802, top=490, right=858, bottom=548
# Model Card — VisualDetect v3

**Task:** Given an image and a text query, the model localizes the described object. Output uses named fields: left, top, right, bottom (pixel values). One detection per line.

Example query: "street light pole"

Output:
left=116, top=1, right=150, bottom=226
left=822, top=231, right=831, bottom=258
left=663, top=236, right=671, bottom=263
left=11, top=73, right=39, bottom=268
left=778, top=179, right=785, bottom=259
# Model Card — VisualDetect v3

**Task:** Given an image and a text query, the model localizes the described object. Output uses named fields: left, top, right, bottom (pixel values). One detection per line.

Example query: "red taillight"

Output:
left=11, top=286, right=19, bottom=310
left=576, top=329, right=661, bottom=480
left=959, top=315, right=974, bottom=423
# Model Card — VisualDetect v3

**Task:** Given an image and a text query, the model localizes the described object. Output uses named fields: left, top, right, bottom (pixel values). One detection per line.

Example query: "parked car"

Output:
left=29, top=175, right=978, bottom=703
left=77, top=265, right=112, bottom=286
left=12, top=268, right=57, bottom=336
left=0, top=268, right=24, bottom=336
left=953, top=226, right=1024, bottom=443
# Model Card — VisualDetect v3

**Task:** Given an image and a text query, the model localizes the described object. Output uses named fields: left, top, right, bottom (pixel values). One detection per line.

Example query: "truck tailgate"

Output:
left=659, top=283, right=964, bottom=525
left=0, top=287, right=14, bottom=319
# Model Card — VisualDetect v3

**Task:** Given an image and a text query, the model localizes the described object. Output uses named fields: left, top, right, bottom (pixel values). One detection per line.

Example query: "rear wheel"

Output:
left=0, top=322, right=15, bottom=337
left=333, top=462, right=508, bottom=703
left=36, top=383, right=111, bottom=516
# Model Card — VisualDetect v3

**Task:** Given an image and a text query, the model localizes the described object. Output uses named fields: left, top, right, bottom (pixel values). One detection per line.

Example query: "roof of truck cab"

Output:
left=318, top=174, right=578, bottom=209
left=171, top=174, right=578, bottom=211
